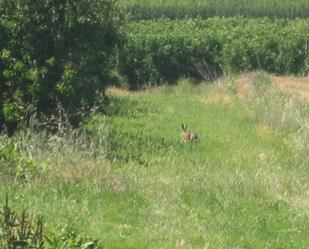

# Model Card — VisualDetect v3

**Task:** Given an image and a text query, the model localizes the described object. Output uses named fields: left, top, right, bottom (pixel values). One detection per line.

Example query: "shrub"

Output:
left=0, top=0, right=125, bottom=133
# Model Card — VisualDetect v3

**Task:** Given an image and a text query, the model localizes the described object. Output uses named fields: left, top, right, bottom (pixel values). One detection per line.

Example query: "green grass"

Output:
left=119, top=0, right=309, bottom=20
left=1, top=73, right=309, bottom=248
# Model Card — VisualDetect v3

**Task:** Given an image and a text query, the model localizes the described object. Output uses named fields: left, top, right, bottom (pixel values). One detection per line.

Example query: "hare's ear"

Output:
left=184, top=124, right=187, bottom=130
left=181, top=124, right=185, bottom=131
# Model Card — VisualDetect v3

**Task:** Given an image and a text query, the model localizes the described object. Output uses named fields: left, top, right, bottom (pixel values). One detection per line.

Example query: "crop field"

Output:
left=123, top=17, right=309, bottom=89
left=119, top=0, right=309, bottom=20
left=1, top=73, right=309, bottom=248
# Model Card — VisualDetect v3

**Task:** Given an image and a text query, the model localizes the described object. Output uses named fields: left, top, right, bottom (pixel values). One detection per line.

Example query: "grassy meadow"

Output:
left=1, top=0, right=309, bottom=248
left=1, top=72, right=309, bottom=248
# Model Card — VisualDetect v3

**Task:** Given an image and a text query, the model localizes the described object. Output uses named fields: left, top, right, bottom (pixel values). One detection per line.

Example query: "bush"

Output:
left=0, top=0, right=125, bottom=133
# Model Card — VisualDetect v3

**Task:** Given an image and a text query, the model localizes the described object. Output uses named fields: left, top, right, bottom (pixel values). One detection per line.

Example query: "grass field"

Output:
left=1, top=72, right=309, bottom=248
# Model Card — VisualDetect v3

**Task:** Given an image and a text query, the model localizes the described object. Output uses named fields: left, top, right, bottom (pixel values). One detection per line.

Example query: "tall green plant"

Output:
left=0, top=195, right=102, bottom=249
left=0, top=195, right=44, bottom=249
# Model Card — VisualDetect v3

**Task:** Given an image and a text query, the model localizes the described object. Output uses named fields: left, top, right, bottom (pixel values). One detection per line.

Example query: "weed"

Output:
left=0, top=194, right=44, bottom=249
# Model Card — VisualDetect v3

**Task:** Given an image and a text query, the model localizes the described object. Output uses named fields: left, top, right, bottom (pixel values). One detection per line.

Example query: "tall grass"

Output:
left=248, top=72, right=309, bottom=166
left=1, top=73, right=308, bottom=248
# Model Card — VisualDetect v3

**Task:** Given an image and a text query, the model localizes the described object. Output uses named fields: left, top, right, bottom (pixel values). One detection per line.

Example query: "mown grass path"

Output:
left=98, top=82, right=308, bottom=248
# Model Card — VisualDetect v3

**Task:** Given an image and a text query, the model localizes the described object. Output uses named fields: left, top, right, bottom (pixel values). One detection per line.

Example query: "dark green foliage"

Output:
left=122, top=18, right=309, bottom=89
left=0, top=0, right=124, bottom=132
left=0, top=195, right=44, bottom=249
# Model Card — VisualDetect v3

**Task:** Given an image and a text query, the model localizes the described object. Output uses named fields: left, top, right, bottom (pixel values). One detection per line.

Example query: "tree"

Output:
left=0, top=0, right=125, bottom=133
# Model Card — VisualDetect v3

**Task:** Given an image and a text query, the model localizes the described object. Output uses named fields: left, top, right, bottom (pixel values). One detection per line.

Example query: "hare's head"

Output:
left=181, top=124, right=198, bottom=143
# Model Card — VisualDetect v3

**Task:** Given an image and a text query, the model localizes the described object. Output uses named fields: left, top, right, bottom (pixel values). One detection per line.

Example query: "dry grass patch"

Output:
left=200, top=83, right=233, bottom=105
left=235, top=73, right=255, bottom=99
left=273, top=76, right=309, bottom=101
left=106, top=87, right=133, bottom=96
left=201, top=91, right=232, bottom=105
left=234, top=73, right=309, bottom=102
left=51, top=160, right=106, bottom=181
left=290, top=190, right=309, bottom=216
left=256, top=124, right=277, bottom=138
left=50, top=160, right=127, bottom=195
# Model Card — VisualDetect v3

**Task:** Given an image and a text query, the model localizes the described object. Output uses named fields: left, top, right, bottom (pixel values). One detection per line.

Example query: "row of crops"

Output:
left=121, top=18, right=309, bottom=89
left=120, top=0, right=309, bottom=20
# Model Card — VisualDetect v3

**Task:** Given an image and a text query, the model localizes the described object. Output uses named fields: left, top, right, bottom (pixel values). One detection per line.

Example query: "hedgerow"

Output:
left=121, top=17, right=309, bottom=89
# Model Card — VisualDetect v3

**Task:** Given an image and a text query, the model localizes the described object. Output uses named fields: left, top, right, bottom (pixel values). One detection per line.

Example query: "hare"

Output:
left=181, top=124, right=198, bottom=143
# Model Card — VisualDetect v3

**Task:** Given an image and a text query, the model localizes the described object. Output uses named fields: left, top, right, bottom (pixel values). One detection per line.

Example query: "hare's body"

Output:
left=181, top=124, right=198, bottom=143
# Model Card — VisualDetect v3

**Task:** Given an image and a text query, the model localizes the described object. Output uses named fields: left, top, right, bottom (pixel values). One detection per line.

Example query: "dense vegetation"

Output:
left=1, top=1, right=309, bottom=128
left=122, top=17, right=309, bottom=89
left=0, top=0, right=124, bottom=133
left=1, top=73, right=309, bottom=248
left=120, top=0, right=309, bottom=20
